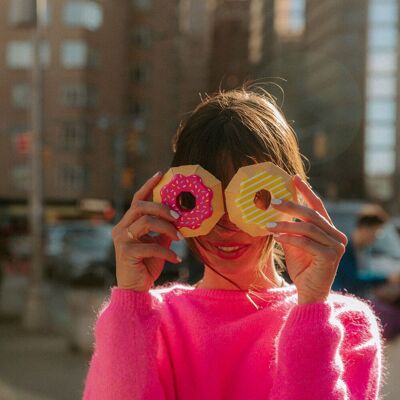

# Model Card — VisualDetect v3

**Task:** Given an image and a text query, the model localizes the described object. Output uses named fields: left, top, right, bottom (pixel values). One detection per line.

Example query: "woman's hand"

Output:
left=111, top=172, right=183, bottom=292
left=267, top=175, right=348, bottom=304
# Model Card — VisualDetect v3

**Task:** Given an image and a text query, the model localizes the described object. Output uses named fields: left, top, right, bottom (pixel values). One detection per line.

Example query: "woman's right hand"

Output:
left=111, top=172, right=183, bottom=292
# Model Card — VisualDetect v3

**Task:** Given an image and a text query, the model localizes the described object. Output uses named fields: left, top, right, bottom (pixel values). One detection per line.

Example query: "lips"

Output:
left=208, top=241, right=250, bottom=260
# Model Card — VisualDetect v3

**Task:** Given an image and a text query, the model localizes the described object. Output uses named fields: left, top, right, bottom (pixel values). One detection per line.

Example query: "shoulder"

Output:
left=328, top=291, right=382, bottom=346
left=149, top=283, right=195, bottom=305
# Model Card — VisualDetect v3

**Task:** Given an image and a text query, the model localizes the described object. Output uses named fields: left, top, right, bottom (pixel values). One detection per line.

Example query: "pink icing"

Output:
left=160, top=174, right=214, bottom=230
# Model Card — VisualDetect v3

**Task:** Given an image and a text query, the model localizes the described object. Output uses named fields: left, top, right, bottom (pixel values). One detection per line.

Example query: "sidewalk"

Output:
left=0, top=318, right=400, bottom=400
left=0, top=319, right=90, bottom=400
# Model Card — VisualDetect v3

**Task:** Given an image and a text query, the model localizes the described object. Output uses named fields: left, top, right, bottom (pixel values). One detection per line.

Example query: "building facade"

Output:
left=304, top=0, right=400, bottom=211
left=0, top=0, right=198, bottom=222
left=209, top=0, right=252, bottom=91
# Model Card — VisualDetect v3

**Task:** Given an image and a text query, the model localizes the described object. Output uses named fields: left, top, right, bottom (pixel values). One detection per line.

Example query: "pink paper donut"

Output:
left=160, top=174, right=213, bottom=230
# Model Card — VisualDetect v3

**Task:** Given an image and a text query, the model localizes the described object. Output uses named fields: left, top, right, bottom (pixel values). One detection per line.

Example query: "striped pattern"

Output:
left=235, top=172, right=292, bottom=226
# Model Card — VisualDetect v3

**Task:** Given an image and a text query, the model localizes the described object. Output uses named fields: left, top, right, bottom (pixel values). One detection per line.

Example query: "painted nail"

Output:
left=177, top=231, right=184, bottom=240
left=271, top=198, right=282, bottom=205
left=152, top=171, right=162, bottom=178
left=266, top=222, right=277, bottom=228
left=170, top=210, right=180, bottom=219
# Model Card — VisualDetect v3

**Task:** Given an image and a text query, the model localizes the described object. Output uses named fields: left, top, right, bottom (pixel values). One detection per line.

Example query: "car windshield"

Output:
left=63, top=225, right=112, bottom=251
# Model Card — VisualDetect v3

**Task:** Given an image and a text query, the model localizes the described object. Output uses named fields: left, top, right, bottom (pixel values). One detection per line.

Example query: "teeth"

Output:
left=217, top=246, right=241, bottom=252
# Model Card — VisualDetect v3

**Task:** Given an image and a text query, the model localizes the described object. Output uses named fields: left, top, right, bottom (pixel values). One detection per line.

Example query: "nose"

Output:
left=215, top=213, right=240, bottom=233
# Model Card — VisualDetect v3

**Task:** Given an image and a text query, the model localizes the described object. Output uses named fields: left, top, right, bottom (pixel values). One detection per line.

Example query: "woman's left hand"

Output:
left=267, top=175, right=348, bottom=304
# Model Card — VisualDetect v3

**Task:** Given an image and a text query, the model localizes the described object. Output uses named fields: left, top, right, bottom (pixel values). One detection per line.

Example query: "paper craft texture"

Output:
left=225, top=162, right=297, bottom=237
left=153, top=165, right=224, bottom=237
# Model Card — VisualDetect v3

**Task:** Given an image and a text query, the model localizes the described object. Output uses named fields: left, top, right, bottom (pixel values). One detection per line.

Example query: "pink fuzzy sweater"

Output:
left=83, top=284, right=382, bottom=399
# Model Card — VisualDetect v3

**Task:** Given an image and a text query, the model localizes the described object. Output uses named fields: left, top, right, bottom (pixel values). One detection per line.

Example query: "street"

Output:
left=0, top=317, right=400, bottom=400
left=0, top=319, right=90, bottom=400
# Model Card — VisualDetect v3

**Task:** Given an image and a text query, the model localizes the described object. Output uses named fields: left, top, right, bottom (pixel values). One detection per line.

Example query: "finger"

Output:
left=128, top=243, right=181, bottom=264
left=293, top=175, right=333, bottom=224
left=267, top=221, right=345, bottom=251
left=273, top=233, right=338, bottom=260
left=127, top=215, right=183, bottom=242
left=271, top=199, right=348, bottom=246
left=119, top=200, right=180, bottom=229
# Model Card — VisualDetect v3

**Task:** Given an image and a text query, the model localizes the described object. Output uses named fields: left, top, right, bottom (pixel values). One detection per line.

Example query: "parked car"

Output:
left=324, top=200, right=400, bottom=276
left=393, top=216, right=400, bottom=236
left=49, top=221, right=114, bottom=286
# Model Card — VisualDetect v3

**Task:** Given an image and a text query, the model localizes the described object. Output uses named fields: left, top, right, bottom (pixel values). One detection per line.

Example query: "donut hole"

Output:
left=177, top=191, right=196, bottom=211
left=253, top=190, right=271, bottom=210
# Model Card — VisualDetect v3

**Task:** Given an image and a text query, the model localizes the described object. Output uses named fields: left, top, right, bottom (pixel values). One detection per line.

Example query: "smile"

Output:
left=209, top=242, right=250, bottom=260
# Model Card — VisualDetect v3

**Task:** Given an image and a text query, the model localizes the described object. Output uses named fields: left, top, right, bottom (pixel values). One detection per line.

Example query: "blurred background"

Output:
left=0, top=0, right=400, bottom=399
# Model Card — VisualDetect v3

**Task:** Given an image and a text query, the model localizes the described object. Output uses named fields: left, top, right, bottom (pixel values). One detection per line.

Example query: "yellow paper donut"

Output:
left=225, top=162, right=297, bottom=237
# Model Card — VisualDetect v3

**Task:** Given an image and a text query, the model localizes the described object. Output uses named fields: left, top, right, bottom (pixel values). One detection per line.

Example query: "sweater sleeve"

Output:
left=269, top=297, right=382, bottom=400
left=82, top=287, right=167, bottom=400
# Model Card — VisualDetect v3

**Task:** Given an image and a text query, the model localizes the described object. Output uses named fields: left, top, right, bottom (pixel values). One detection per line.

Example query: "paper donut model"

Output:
left=153, top=165, right=225, bottom=237
left=225, top=162, right=297, bottom=237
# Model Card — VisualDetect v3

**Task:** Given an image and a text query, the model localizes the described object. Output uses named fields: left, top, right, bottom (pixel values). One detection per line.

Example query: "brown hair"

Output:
left=171, top=85, right=308, bottom=288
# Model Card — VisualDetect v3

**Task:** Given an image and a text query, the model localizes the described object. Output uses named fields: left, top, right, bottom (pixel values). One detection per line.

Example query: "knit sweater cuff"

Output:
left=285, top=302, right=332, bottom=327
left=280, top=302, right=341, bottom=351
left=109, top=287, right=153, bottom=315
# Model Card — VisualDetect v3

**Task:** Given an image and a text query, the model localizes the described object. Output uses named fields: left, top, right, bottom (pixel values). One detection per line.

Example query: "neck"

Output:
left=196, top=254, right=284, bottom=291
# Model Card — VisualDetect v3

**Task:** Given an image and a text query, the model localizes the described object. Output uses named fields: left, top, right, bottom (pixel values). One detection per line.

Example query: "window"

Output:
left=367, top=50, right=397, bottom=74
left=367, top=75, right=397, bottom=98
left=6, top=40, right=50, bottom=68
left=368, top=26, right=397, bottom=49
left=275, top=0, right=305, bottom=36
left=12, top=83, right=32, bottom=108
left=12, top=163, right=30, bottom=191
left=8, top=1, right=51, bottom=26
left=57, top=164, right=87, bottom=192
left=130, top=64, right=151, bottom=83
left=6, top=41, right=31, bottom=68
left=365, top=124, right=396, bottom=148
left=130, top=27, right=152, bottom=48
left=132, top=0, right=152, bottom=10
left=63, top=1, right=103, bottom=30
left=59, top=122, right=89, bottom=149
left=366, top=99, right=396, bottom=123
left=365, top=148, right=396, bottom=175
left=61, top=40, right=98, bottom=68
left=62, top=84, right=98, bottom=107
left=369, top=1, right=398, bottom=25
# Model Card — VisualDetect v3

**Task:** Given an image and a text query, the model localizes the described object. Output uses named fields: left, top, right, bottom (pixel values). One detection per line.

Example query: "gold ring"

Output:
left=127, top=228, right=134, bottom=240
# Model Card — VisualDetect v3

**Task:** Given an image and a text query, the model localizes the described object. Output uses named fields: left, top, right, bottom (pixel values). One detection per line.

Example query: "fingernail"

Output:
left=152, top=171, right=162, bottom=178
left=170, top=210, right=180, bottom=219
left=271, top=198, right=282, bottom=205
left=176, top=256, right=182, bottom=262
left=177, top=231, right=184, bottom=240
left=266, top=222, right=277, bottom=228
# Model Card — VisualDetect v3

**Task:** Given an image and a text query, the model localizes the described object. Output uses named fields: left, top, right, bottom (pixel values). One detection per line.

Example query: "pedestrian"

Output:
left=333, top=210, right=400, bottom=340
left=83, top=87, right=383, bottom=399
left=332, top=212, right=400, bottom=297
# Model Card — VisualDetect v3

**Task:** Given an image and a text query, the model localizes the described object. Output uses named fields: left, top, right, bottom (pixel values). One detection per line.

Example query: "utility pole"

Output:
left=97, top=115, right=128, bottom=222
left=22, top=0, right=48, bottom=330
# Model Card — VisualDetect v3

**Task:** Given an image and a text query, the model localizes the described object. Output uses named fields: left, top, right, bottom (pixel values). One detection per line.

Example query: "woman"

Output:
left=83, top=88, right=382, bottom=399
